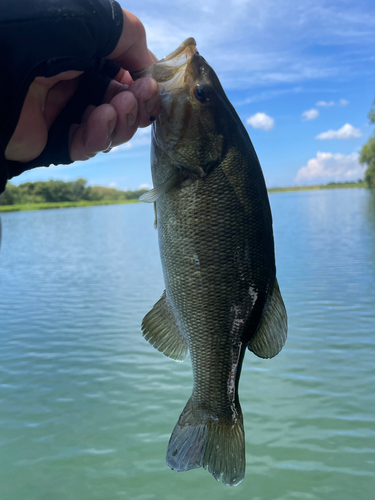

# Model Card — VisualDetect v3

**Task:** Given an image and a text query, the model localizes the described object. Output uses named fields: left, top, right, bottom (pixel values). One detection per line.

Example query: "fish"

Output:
left=134, top=38, right=287, bottom=486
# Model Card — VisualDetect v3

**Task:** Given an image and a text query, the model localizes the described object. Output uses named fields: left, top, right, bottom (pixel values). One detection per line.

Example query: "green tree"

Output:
left=360, top=134, right=375, bottom=187
left=0, top=183, right=22, bottom=205
left=368, top=97, right=375, bottom=125
left=360, top=96, right=375, bottom=188
left=0, top=178, right=146, bottom=205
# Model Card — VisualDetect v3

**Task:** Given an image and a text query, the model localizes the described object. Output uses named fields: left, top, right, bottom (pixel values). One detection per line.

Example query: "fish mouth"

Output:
left=159, top=37, right=197, bottom=64
left=132, top=38, right=198, bottom=85
left=151, top=39, right=198, bottom=89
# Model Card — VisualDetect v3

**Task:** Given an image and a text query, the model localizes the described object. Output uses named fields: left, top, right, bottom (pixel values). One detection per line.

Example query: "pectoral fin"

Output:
left=139, top=173, right=179, bottom=203
left=142, top=291, right=188, bottom=361
left=248, top=279, right=287, bottom=359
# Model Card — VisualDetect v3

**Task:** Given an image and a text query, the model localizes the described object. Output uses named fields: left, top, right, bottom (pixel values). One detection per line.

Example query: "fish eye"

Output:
left=193, top=84, right=213, bottom=103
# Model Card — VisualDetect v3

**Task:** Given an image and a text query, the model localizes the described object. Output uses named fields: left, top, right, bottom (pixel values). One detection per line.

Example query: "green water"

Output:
left=0, top=189, right=374, bottom=499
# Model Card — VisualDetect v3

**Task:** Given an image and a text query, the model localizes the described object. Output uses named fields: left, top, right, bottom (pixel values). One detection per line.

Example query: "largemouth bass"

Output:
left=135, top=38, right=287, bottom=486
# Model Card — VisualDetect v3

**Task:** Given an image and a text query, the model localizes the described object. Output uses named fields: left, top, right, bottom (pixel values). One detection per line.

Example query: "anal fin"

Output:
left=248, top=278, right=287, bottom=359
left=142, top=291, right=188, bottom=361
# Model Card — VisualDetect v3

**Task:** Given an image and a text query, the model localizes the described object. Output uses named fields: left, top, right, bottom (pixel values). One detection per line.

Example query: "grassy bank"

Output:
left=0, top=198, right=139, bottom=213
left=268, top=181, right=367, bottom=193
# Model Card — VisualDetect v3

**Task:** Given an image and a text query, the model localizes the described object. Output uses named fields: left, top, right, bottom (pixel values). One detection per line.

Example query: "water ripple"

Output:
left=1, top=194, right=375, bottom=499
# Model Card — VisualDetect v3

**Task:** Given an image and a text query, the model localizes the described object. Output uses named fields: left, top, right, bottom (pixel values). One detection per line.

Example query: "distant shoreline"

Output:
left=0, top=181, right=367, bottom=213
left=268, top=181, right=367, bottom=193
left=0, top=199, right=139, bottom=213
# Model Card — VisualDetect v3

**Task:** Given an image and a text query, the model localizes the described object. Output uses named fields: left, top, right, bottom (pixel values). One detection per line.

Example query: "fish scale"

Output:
left=136, top=38, right=287, bottom=486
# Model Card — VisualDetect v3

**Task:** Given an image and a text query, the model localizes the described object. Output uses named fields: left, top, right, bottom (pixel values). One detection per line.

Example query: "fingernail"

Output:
left=118, top=84, right=129, bottom=93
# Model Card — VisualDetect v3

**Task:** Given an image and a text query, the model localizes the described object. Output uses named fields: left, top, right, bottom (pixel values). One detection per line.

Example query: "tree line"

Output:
left=360, top=99, right=375, bottom=188
left=0, top=178, right=147, bottom=206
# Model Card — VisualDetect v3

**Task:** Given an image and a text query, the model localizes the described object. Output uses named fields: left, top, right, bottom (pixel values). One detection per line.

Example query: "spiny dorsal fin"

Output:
left=141, top=291, right=188, bottom=361
left=248, top=279, right=287, bottom=359
left=139, top=172, right=179, bottom=203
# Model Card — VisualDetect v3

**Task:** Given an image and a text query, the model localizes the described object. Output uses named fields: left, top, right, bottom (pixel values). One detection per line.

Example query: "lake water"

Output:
left=0, top=188, right=374, bottom=500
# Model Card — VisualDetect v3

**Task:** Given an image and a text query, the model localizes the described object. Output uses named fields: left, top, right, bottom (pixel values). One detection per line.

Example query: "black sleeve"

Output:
left=0, top=0, right=124, bottom=193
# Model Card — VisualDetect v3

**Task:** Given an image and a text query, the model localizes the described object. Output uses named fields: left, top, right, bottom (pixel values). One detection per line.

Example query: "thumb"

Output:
left=106, top=10, right=156, bottom=73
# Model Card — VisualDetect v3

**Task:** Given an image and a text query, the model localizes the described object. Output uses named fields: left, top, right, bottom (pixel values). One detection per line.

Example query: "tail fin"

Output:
left=166, top=397, right=245, bottom=486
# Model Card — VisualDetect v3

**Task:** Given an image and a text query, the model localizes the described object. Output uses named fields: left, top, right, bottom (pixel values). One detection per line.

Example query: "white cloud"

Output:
left=246, top=113, right=275, bottom=130
left=302, top=109, right=319, bottom=121
left=316, top=99, right=349, bottom=107
left=315, top=123, right=362, bottom=140
left=295, top=151, right=365, bottom=183
left=237, top=86, right=303, bottom=106
left=316, top=100, right=335, bottom=107
left=117, top=0, right=375, bottom=91
left=139, top=183, right=152, bottom=190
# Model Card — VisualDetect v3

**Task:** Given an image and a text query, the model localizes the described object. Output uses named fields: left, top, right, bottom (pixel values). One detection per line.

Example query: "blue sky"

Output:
left=15, top=0, right=375, bottom=189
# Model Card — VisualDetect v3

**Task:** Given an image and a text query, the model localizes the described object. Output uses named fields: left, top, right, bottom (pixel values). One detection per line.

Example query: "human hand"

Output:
left=5, top=9, right=160, bottom=164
